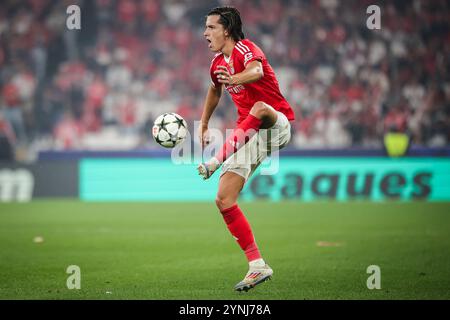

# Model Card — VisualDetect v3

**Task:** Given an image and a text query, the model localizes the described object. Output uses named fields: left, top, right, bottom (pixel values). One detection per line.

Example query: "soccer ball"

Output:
left=152, top=112, right=188, bottom=148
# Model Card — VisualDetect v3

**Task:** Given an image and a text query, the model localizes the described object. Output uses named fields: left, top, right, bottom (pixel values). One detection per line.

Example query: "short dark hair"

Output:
left=207, top=6, right=245, bottom=42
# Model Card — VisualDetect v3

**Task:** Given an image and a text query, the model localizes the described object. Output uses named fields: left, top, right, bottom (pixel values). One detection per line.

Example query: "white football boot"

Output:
left=197, top=157, right=220, bottom=180
left=234, top=264, right=273, bottom=292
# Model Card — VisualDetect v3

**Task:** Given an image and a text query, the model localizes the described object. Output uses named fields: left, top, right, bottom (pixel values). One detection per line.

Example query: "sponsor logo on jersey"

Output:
left=225, top=84, right=245, bottom=94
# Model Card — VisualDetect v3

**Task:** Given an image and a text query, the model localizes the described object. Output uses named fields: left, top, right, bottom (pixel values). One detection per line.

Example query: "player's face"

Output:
left=204, top=15, right=227, bottom=52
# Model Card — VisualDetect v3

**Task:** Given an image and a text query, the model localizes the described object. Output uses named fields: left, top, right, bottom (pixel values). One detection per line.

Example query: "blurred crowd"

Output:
left=0, top=0, right=449, bottom=160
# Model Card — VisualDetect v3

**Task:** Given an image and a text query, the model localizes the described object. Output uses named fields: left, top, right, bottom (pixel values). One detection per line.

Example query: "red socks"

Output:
left=214, top=114, right=264, bottom=262
left=220, top=204, right=262, bottom=262
left=214, top=114, right=262, bottom=163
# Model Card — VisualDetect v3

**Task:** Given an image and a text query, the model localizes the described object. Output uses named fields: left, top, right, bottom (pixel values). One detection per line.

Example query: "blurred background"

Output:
left=1, top=0, right=450, bottom=300
left=0, top=0, right=448, bottom=162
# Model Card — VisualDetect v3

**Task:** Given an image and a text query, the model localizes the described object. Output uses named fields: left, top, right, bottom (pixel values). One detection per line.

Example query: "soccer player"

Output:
left=197, top=6, right=295, bottom=292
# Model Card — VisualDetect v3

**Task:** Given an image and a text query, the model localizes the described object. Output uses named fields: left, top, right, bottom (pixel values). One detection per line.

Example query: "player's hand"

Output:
left=198, top=122, right=210, bottom=147
left=214, top=66, right=234, bottom=85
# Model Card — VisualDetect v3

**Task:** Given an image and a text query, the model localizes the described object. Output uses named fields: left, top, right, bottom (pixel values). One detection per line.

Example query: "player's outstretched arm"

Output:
left=198, top=83, right=222, bottom=146
left=197, top=83, right=223, bottom=180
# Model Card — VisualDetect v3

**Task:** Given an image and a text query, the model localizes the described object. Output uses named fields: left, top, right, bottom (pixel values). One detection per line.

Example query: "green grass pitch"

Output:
left=0, top=201, right=449, bottom=299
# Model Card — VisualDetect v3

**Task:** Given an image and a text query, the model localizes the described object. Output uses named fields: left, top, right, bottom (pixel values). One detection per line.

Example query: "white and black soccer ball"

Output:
left=152, top=112, right=188, bottom=148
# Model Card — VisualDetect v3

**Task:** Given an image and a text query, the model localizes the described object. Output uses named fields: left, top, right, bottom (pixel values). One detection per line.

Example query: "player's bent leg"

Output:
left=216, top=172, right=273, bottom=292
left=249, top=101, right=278, bottom=129
left=217, top=172, right=261, bottom=263
left=201, top=102, right=278, bottom=175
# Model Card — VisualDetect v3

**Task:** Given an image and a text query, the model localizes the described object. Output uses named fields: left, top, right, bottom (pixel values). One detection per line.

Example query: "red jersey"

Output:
left=210, top=39, right=295, bottom=124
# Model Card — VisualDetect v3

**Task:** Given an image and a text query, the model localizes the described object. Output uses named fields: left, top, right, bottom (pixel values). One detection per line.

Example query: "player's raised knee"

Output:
left=250, top=101, right=270, bottom=118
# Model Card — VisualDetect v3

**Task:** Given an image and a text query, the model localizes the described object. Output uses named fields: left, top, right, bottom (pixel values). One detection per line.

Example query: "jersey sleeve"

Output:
left=235, top=40, right=265, bottom=67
